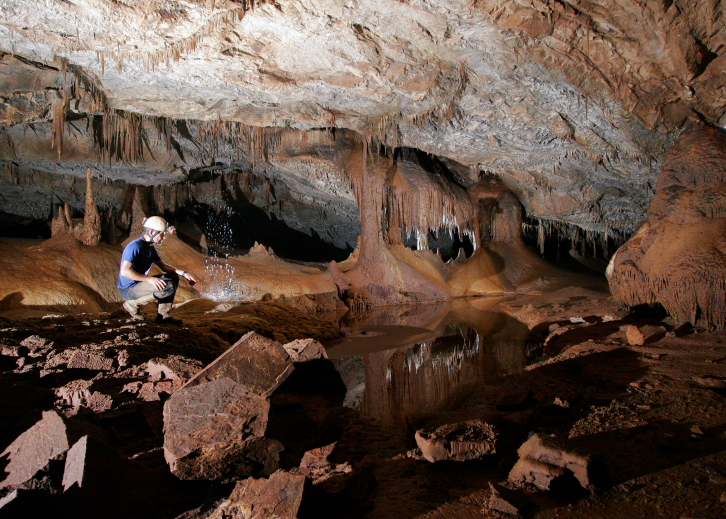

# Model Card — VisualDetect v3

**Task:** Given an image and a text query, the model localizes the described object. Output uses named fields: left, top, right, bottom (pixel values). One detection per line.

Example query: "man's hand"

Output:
left=149, top=277, right=168, bottom=291
left=184, top=272, right=198, bottom=286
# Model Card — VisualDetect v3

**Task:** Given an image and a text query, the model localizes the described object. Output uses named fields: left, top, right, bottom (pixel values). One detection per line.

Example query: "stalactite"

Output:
left=522, top=214, right=631, bottom=261
left=99, top=111, right=145, bottom=164
left=196, top=120, right=282, bottom=166
left=96, top=4, right=256, bottom=73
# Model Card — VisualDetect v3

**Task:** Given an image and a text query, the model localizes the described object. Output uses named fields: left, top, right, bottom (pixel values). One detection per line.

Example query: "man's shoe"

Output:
left=122, top=301, right=144, bottom=320
left=155, top=314, right=183, bottom=325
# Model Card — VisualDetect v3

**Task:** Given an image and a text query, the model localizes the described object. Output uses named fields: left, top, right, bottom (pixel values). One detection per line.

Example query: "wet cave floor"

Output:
left=1, top=286, right=726, bottom=518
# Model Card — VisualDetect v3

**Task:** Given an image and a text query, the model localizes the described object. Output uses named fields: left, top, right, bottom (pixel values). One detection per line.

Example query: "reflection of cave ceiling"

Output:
left=0, top=0, right=724, bottom=240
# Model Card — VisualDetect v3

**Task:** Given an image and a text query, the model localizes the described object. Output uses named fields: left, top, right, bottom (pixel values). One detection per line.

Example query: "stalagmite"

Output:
left=78, top=169, right=101, bottom=246
left=448, top=176, right=582, bottom=296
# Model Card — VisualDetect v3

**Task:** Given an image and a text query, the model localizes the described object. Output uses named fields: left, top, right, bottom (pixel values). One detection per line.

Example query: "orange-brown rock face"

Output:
left=343, top=141, right=452, bottom=307
left=608, top=125, right=726, bottom=329
left=448, top=178, right=580, bottom=297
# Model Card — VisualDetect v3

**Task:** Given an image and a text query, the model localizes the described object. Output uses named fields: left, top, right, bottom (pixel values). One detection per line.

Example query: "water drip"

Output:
left=199, top=207, right=242, bottom=301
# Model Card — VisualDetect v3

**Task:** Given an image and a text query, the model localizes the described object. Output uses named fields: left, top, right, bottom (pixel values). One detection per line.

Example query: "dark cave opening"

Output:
left=0, top=212, right=51, bottom=239
left=521, top=215, right=630, bottom=274
left=170, top=202, right=355, bottom=264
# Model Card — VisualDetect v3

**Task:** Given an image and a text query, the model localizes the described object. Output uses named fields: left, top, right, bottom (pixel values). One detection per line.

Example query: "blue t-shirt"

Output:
left=117, top=238, right=161, bottom=289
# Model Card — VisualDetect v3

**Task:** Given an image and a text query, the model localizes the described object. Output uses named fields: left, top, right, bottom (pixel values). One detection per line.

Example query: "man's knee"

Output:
left=155, top=274, right=178, bottom=299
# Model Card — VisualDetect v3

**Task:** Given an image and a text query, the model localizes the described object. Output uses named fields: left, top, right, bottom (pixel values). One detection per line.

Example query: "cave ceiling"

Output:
left=0, top=0, right=724, bottom=241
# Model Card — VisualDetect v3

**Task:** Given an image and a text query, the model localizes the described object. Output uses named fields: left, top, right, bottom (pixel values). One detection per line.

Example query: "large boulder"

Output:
left=163, top=377, right=276, bottom=480
left=608, top=125, right=726, bottom=329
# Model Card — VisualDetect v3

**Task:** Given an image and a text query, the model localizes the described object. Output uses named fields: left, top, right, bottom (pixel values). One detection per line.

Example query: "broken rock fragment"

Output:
left=283, top=338, right=328, bottom=362
left=300, top=442, right=336, bottom=470
left=19, top=335, right=53, bottom=357
left=623, top=325, right=645, bottom=346
left=67, top=348, right=114, bottom=371
left=146, top=355, right=203, bottom=382
left=163, top=377, right=273, bottom=479
left=487, top=482, right=534, bottom=515
left=205, top=472, right=307, bottom=519
left=55, top=380, right=113, bottom=413
left=185, top=331, right=294, bottom=397
left=415, top=419, right=498, bottom=463
left=0, top=411, right=77, bottom=490
left=508, top=433, right=606, bottom=490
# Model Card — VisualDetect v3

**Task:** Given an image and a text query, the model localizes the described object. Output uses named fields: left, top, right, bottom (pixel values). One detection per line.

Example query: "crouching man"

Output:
left=118, top=216, right=197, bottom=325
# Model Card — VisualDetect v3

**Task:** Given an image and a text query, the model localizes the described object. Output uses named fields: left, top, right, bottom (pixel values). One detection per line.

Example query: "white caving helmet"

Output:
left=142, top=216, right=168, bottom=234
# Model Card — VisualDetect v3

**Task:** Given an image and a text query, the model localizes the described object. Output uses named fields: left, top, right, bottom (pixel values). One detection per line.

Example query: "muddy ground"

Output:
left=1, top=288, right=725, bottom=518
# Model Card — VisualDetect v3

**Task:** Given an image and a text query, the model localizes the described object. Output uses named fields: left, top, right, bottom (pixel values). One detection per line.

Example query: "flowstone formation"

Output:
left=608, top=124, right=726, bottom=330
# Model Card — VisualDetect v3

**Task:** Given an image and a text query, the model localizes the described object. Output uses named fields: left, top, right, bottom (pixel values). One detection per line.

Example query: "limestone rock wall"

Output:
left=2, top=0, right=723, bottom=240
left=608, top=124, right=726, bottom=329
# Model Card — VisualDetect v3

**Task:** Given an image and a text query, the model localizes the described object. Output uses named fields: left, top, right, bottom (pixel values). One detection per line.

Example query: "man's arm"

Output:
left=155, top=260, right=198, bottom=285
left=120, top=260, right=167, bottom=291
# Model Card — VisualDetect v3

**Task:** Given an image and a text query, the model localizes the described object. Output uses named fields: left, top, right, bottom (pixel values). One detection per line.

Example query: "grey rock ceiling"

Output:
left=0, top=0, right=724, bottom=236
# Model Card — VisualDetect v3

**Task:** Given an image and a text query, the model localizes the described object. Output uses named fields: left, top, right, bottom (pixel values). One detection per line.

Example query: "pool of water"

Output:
left=324, top=296, right=545, bottom=429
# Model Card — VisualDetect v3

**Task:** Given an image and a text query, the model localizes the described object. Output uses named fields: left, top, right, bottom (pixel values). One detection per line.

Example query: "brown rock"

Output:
left=138, top=382, right=161, bottom=402
left=55, top=379, right=113, bottom=412
left=147, top=355, right=203, bottom=382
left=691, top=375, right=726, bottom=389
left=0, top=411, right=74, bottom=489
left=163, top=377, right=271, bottom=477
left=62, top=435, right=139, bottom=492
left=172, top=437, right=284, bottom=482
left=67, top=349, right=114, bottom=371
left=19, top=335, right=53, bottom=357
left=185, top=331, right=294, bottom=398
left=1, top=345, right=28, bottom=357
left=283, top=338, right=329, bottom=362
left=624, top=325, right=645, bottom=346
left=62, top=435, right=89, bottom=491
left=44, top=348, right=75, bottom=369
left=0, top=489, right=18, bottom=509
left=608, top=126, right=726, bottom=330
left=300, top=442, right=336, bottom=470
left=207, top=472, right=307, bottom=519
left=487, top=482, right=533, bottom=515
left=508, top=456, right=567, bottom=490
left=414, top=419, right=497, bottom=463
left=508, top=434, right=603, bottom=490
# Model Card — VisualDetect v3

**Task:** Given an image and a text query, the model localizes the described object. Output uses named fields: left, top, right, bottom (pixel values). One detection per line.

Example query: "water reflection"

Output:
left=327, top=297, right=539, bottom=429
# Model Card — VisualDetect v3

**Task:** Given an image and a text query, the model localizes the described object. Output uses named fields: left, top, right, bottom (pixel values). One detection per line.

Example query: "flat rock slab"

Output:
left=0, top=411, right=74, bottom=489
left=67, top=349, right=114, bottom=371
left=415, top=419, right=498, bottom=462
left=163, top=377, right=271, bottom=476
left=185, top=331, right=294, bottom=397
